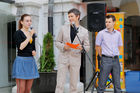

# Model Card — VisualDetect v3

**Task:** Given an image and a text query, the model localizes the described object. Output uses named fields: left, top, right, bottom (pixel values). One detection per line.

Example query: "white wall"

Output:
left=15, top=0, right=45, bottom=4
left=136, top=0, right=140, bottom=15
left=111, top=0, right=121, bottom=8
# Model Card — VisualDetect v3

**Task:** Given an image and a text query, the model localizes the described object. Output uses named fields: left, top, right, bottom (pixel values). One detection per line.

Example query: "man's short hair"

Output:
left=68, top=8, right=81, bottom=20
left=106, top=15, right=116, bottom=22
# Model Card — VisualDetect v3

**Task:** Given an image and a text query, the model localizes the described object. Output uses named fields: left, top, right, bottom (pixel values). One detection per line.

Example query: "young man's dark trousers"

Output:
left=97, top=56, right=121, bottom=93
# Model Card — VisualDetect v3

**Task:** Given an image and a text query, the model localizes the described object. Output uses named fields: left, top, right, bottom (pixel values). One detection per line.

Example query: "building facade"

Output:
left=0, top=0, right=140, bottom=92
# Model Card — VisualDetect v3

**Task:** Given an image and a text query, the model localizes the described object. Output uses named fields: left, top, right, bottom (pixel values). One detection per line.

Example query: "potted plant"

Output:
left=32, top=32, right=56, bottom=93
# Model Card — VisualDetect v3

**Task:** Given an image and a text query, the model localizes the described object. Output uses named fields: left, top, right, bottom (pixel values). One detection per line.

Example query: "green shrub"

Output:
left=39, top=32, right=55, bottom=72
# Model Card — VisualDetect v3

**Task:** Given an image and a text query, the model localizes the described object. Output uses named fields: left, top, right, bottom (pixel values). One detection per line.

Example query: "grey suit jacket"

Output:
left=55, top=24, right=90, bottom=65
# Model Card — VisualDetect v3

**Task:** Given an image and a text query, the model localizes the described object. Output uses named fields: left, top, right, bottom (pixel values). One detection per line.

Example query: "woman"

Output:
left=12, top=14, right=39, bottom=93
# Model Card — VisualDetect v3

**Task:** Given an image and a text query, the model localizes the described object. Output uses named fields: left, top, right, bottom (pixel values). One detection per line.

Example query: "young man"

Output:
left=55, top=8, right=90, bottom=93
left=96, top=15, right=123, bottom=93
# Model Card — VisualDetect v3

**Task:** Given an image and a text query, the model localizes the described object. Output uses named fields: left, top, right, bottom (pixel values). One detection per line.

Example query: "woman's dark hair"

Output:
left=18, top=14, right=31, bottom=29
left=106, top=15, right=116, bottom=22
left=68, top=8, right=81, bottom=20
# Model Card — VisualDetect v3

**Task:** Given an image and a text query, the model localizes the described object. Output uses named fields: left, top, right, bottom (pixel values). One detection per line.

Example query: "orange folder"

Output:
left=66, top=42, right=79, bottom=49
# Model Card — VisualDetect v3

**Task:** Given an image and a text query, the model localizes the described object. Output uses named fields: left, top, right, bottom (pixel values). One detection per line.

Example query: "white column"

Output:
left=111, top=0, right=122, bottom=8
left=136, top=0, right=140, bottom=15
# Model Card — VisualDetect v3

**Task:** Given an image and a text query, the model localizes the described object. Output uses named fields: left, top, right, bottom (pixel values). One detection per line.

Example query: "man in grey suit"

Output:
left=96, top=15, right=123, bottom=93
left=55, top=8, right=90, bottom=93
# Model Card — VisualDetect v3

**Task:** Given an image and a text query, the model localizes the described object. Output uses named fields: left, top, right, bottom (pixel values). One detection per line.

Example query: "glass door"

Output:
left=7, top=21, right=16, bottom=86
left=124, top=16, right=140, bottom=70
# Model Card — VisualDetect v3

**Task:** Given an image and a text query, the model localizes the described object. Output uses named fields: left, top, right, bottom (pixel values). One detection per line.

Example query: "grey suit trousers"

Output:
left=97, top=56, right=121, bottom=93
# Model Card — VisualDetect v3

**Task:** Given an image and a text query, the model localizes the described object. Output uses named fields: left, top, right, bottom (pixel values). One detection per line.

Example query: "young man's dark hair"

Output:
left=68, top=8, right=81, bottom=20
left=106, top=15, right=116, bottom=22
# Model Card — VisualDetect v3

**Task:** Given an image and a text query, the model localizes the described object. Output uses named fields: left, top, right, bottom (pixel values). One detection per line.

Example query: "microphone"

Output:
left=72, top=22, right=78, bottom=33
left=29, top=25, right=37, bottom=38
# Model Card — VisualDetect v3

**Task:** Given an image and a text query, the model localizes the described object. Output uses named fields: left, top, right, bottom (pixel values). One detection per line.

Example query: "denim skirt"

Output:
left=12, top=56, right=39, bottom=79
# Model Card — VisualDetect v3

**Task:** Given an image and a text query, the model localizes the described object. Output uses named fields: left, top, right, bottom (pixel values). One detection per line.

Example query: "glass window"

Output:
left=0, top=1, right=16, bottom=93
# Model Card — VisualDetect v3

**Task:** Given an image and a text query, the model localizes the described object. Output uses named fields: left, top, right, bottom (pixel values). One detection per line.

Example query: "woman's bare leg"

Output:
left=25, top=79, right=34, bottom=93
left=16, top=79, right=26, bottom=93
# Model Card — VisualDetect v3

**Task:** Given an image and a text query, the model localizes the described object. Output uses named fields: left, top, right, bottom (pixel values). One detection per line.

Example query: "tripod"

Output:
left=74, top=29, right=93, bottom=93
left=85, top=55, right=113, bottom=93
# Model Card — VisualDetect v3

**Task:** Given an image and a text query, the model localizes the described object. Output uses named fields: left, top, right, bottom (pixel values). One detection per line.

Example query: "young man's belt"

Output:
left=102, top=55, right=118, bottom=58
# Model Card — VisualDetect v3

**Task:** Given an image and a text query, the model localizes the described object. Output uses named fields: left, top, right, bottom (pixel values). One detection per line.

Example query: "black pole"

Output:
left=48, top=17, right=53, bottom=35
left=81, top=52, right=86, bottom=93
left=48, top=0, right=54, bottom=36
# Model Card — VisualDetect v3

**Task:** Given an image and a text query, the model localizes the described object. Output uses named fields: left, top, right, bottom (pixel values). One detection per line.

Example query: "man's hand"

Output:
left=77, top=45, right=83, bottom=50
left=32, top=50, right=36, bottom=56
left=64, top=45, right=71, bottom=51
left=95, top=45, right=102, bottom=56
